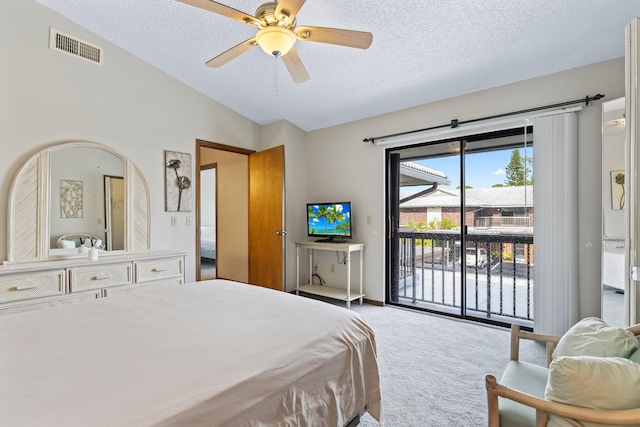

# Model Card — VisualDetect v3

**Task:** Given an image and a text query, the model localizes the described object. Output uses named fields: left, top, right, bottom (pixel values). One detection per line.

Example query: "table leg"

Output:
left=359, top=248, right=364, bottom=305
left=346, top=251, right=351, bottom=309
left=296, top=246, right=300, bottom=295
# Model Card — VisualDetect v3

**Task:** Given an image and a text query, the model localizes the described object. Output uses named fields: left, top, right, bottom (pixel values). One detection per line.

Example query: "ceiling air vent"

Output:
left=49, top=28, right=103, bottom=66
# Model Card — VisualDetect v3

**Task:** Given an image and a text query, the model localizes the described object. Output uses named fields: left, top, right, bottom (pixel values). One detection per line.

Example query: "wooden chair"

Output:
left=486, top=323, right=640, bottom=426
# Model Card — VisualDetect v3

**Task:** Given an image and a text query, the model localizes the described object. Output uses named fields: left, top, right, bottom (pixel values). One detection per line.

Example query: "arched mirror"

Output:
left=6, top=141, right=150, bottom=263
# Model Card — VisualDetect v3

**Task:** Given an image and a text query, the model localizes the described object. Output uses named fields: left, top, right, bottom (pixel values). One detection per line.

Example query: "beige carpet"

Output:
left=200, top=258, right=216, bottom=280
left=348, top=304, right=546, bottom=426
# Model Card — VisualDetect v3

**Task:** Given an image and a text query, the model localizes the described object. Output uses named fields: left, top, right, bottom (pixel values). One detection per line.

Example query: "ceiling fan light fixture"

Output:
left=256, top=26, right=296, bottom=57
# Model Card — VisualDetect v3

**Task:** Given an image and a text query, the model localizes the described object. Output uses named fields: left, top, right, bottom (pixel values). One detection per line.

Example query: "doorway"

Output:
left=200, top=164, right=217, bottom=280
left=387, top=127, right=535, bottom=326
left=195, top=140, right=286, bottom=289
left=601, top=97, right=627, bottom=327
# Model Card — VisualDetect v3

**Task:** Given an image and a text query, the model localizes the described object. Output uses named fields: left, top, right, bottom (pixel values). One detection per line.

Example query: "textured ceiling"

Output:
left=34, top=0, right=640, bottom=131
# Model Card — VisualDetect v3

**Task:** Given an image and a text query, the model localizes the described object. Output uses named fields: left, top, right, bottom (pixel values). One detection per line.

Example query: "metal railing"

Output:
left=475, top=216, right=531, bottom=228
left=396, top=230, right=534, bottom=325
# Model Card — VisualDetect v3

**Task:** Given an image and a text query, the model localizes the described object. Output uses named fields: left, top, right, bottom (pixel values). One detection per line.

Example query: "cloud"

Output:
left=491, top=168, right=506, bottom=176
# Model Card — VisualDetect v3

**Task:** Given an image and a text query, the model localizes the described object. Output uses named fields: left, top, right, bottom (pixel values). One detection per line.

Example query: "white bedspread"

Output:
left=0, top=280, right=381, bottom=426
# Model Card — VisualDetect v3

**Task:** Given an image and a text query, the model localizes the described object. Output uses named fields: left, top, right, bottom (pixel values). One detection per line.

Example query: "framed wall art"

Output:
left=611, top=170, right=625, bottom=210
left=165, top=150, right=192, bottom=212
left=60, top=179, right=83, bottom=218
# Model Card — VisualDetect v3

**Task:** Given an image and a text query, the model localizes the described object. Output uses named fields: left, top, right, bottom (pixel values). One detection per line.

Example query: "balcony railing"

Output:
left=475, top=216, right=531, bottom=228
left=396, top=230, right=534, bottom=326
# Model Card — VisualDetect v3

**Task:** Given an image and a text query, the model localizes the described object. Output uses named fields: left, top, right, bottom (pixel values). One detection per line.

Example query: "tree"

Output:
left=504, top=149, right=533, bottom=186
left=492, top=183, right=504, bottom=187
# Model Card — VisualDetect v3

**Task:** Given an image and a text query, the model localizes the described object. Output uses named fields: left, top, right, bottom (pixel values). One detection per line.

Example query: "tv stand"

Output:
left=295, top=241, right=365, bottom=309
left=315, top=238, right=347, bottom=243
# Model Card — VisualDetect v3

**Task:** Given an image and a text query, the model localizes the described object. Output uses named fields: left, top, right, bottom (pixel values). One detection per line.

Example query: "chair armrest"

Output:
left=486, top=375, right=640, bottom=426
left=627, top=323, right=640, bottom=338
left=510, top=324, right=561, bottom=366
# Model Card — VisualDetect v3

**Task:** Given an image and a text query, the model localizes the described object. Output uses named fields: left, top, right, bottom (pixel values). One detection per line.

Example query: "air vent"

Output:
left=49, top=28, right=103, bottom=66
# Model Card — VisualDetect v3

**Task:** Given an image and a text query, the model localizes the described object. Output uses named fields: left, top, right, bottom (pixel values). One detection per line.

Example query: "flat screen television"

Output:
left=307, top=202, right=352, bottom=242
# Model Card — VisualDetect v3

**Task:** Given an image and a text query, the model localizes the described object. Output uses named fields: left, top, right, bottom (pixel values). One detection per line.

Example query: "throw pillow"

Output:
left=545, top=356, right=640, bottom=427
left=552, top=317, right=637, bottom=359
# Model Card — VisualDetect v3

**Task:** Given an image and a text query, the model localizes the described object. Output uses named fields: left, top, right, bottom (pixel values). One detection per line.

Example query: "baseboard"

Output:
left=363, top=298, right=384, bottom=307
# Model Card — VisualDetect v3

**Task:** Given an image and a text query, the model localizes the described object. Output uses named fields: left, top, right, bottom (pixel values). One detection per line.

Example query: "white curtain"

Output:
left=533, top=112, right=579, bottom=335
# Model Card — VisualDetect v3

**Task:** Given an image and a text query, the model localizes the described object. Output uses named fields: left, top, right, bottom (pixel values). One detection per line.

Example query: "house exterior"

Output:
left=400, top=186, right=534, bottom=231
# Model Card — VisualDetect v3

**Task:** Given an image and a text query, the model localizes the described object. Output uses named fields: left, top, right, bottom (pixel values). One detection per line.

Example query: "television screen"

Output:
left=307, top=202, right=352, bottom=242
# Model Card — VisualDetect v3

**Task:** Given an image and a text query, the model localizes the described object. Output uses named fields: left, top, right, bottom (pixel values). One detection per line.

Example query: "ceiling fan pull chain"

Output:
left=274, top=56, right=279, bottom=101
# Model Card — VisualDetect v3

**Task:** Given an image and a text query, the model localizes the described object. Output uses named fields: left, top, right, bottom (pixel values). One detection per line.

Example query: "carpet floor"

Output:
left=349, top=304, right=546, bottom=426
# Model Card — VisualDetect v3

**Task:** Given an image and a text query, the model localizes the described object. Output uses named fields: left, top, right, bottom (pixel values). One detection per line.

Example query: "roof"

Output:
left=401, top=185, right=534, bottom=209
left=399, top=162, right=451, bottom=187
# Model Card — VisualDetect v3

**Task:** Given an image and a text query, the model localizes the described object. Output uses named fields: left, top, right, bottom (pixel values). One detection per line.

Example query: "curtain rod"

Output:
left=362, top=94, right=605, bottom=144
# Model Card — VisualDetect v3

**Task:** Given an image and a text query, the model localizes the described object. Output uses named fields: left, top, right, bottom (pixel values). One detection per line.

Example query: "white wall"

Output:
left=200, top=169, right=216, bottom=227
left=0, top=0, right=260, bottom=282
left=306, top=58, right=625, bottom=315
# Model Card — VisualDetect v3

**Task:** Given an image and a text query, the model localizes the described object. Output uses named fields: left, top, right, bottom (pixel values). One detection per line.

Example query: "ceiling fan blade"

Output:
left=282, top=47, right=309, bottom=83
left=295, top=26, right=373, bottom=49
left=177, top=0, right=260, bottom=26
left=275, top=0, right=306, bottom=23
left=206, top=38, right=256, bottom=68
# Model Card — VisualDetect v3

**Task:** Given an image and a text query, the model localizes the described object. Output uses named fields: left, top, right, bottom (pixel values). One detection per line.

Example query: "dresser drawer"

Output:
left=0, top=291, right=100, bottom=317
left=0, top=271, right=65, bottom=304
left=105, top=278, right=183, bottom=297
left=69, top=263, right=133, bottom=292
left=135, top=257, right=183, bottom=283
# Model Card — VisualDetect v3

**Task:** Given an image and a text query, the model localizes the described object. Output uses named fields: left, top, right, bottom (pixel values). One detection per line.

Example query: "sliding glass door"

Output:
left=386, top=128, right=535, bottom=327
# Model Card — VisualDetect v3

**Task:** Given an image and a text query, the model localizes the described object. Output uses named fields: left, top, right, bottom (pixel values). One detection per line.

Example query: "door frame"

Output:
left=195, top=139, right=255, bottom=281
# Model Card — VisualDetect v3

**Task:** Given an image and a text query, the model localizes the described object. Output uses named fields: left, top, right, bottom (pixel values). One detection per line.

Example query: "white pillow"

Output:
left=552, top=317, right=637, bottom=359
left=60, top=239, right=76, bottom=249
left=545, top=356, right=640, bottom=427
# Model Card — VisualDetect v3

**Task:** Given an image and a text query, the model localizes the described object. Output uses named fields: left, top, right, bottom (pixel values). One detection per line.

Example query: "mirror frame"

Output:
left=6, top=141, right=151, bottom=263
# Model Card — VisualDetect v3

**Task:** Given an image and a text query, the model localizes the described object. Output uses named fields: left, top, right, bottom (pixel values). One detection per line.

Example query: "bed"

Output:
left=0, top=279, right=382, bottom=426
left=201, top=225, right=216, bottom=260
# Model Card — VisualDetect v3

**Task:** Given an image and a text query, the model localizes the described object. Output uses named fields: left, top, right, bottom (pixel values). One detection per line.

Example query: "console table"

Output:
left=295, top=241, right=364, bottom=309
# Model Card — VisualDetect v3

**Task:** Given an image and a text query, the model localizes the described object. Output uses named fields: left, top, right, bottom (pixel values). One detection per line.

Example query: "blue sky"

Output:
left=413, top=147, right=532, bottom=189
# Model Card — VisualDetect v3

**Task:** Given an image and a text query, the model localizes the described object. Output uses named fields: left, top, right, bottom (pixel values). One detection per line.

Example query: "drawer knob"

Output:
left=92, top=275, right=111, bottom=280
left=152, top=268, right=166, bottom=272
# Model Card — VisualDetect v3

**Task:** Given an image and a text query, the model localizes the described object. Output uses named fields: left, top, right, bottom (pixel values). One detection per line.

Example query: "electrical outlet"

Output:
left=331, top=264, right=336, bottom=273
left=171, top=216, right=177, bottom=227
left=186, top=216, right=192, bottom=226
left=314, top=263, right=318, bottom=273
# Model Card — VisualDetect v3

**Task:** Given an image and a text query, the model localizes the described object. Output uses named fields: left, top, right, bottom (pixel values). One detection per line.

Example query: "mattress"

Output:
left=201, top=226, right=216, bottom=259
left=0, top=280, right=382, bottom=426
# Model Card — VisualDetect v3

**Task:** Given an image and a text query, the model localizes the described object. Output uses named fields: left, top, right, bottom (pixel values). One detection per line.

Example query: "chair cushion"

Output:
left=498, top=360, right=549, bottom=427
left=552, top=317, right=637, bottom=359
left=545, top=356, right=640, bottom=427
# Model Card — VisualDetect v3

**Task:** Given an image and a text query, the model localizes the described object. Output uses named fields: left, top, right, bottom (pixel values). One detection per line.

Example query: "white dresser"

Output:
left=0, top=250, right=185, bottom=316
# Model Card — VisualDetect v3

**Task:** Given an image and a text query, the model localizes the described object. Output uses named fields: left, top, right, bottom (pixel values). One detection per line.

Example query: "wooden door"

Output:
left=248, top=145, right=285, bottom=290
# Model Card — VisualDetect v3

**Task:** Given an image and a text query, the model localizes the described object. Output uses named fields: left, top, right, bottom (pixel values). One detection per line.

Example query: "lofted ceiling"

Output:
left=34, top=0, right=640, bottom=132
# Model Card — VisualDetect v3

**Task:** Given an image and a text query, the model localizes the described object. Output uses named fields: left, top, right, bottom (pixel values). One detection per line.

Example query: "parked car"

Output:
left=459, top=247, right=487, bottom=269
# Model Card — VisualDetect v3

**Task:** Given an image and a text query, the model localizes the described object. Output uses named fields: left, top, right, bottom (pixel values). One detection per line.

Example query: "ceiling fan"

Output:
left=177, top=0, right=373, bottom=83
